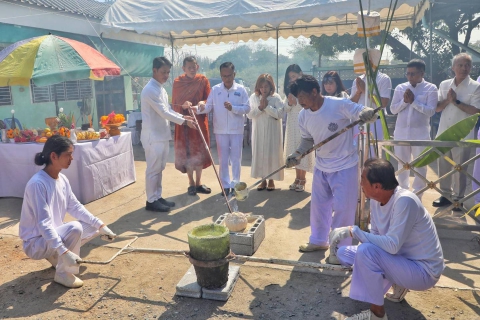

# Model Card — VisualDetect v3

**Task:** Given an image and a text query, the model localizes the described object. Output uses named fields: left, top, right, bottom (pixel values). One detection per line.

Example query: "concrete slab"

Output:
left=201, top=265, right=240, bottom=301
left=175, top=265, right=202, bottom=299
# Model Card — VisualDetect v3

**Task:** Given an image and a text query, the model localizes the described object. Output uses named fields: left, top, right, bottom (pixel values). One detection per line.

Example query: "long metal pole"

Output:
left=429, top=1, right=433, bottom=82
left=276, top=28, right=279, bottom=92
left=188, top=108, right=233, bottom=213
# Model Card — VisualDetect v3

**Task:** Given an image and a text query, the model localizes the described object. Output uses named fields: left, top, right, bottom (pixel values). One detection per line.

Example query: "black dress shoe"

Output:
left=220, top=188, right=231, bottom=196
left=432, top=196, right=452, bottom=207
left=146, top=201, right=170, bottom=212
left=158, top=197, right=175, bottom=207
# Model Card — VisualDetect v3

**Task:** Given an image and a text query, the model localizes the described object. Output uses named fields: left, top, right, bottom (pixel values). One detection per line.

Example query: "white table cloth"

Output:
left=0, top=132, right=136, bottom=204
left=126, top=111, right=142, bottom=145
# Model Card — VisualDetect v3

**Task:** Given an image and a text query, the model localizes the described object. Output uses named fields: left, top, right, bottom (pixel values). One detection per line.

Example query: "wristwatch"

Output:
left=455, top=99, right=461, bottom=106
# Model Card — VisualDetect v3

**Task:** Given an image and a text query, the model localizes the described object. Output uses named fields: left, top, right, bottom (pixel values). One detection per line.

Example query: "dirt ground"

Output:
left=1, top=141, right=480, bottom=320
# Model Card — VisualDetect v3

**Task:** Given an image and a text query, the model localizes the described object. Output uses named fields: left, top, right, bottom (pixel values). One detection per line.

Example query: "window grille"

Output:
left=31, top=79, right=92, bottom=103
left=0, top=86, right=13, bottom=106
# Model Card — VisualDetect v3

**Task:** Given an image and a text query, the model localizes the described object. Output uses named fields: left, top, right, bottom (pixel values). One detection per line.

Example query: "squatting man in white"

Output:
left=285, top=75, right=378, bottom=253
left=19, top=135, right=117, bottom=288
left=328, top=158, right=444, bottom=320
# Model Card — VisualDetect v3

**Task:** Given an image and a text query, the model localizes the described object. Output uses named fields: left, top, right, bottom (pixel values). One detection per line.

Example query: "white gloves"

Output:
left=62, top=251, right=82, bottom=267
left=100, top=225, right=117, bottom=241
left=327, top=226, right=352, bottom=265
left=286, top=151, right=301, bottom=168
left=358, top=107, right=377, bottom=124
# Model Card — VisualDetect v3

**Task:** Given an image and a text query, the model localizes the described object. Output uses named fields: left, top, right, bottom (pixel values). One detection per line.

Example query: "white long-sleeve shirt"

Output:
left=390, top=79, right=438, bottom=139
left=141, top=78, right=185, bottom=144
left=19, top=170, right=103, bottom=255
left=199, top=82, right=250, bottom=134
left=437, top=77, right=480, bottom=138
left=352, top=187, right=444, bottom=280
left=298, top=96, right=364, bottom=172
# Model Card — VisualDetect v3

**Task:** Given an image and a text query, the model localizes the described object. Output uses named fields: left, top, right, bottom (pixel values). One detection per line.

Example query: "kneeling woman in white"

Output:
left=19, top=135, right=116, bottom=288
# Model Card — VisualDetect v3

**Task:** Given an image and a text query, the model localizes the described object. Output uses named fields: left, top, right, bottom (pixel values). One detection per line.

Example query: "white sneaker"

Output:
left=385, top=283, right=409, bottom=302
left=346, top=310, right=388, bottom=320
left=54, top=273, right=84, bottom=288
left=45, top=252, right=58, bottom=269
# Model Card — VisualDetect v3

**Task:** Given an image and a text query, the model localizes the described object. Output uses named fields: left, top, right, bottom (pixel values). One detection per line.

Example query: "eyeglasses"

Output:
left=404, top=71, right=422, bottom=77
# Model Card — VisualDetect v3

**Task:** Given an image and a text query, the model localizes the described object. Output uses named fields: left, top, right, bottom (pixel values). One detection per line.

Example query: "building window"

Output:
left=0, top=86, right=13, bottom=106
left=31, top=79, right=92, bottom=103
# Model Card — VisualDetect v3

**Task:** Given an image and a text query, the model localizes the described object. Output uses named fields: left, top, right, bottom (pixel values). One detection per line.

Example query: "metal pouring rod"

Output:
left=244, top=106, right=383, bottom=191
left=188, top=107, right=233, bottom=213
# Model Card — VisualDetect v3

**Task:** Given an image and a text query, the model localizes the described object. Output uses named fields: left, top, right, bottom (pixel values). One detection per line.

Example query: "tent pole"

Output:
left=276, top=28, right=279, bottom=92
left=170, top=36, right=175, bottom=81
left=429, top=1, right=433, bottom=82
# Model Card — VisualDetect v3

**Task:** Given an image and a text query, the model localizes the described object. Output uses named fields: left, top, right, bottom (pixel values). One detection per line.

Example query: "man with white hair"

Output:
left=432, top=53, right=480, bottom=211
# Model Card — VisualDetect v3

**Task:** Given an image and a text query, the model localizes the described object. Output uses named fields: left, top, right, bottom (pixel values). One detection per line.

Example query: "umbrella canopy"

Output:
left=0, top=35, right=121, bottom=87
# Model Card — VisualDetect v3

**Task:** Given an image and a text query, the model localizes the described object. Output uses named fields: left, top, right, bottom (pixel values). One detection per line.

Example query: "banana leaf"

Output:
left=412, top=114, right=480, bottom=167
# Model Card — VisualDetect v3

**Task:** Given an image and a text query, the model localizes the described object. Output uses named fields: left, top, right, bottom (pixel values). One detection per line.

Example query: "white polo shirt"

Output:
left=437, top=77, right=480, bottom=138
left=390, top=79, right=438, bottom=139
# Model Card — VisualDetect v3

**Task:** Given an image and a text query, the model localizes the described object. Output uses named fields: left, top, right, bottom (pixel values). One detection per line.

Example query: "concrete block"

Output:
left=175, top=265, right=202, bottom=298
left=215, top=214, right=265, bottom=256
left=202, top=265, right=240, bottom=301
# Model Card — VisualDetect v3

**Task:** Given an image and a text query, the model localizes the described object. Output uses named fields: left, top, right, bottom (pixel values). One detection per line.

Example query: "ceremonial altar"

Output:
left=0, top=132, right=136, bottom=204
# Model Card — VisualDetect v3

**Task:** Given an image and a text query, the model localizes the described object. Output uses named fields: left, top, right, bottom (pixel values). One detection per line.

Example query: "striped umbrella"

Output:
left=0, top=35, right=120, bottom=87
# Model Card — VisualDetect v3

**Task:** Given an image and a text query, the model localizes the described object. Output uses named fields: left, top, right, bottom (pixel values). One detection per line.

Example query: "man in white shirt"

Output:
left=196, top=62, right=250, bottom=195
left=351, top=70, right=392, bottom=152
left=432, top=53, right=480, bottom=210
left=329, top=158, right=444, bottom=320
left=285, top=75, right=377, bottom=252
left=390, top=59, right=438, bottom=198
left=141, top=57, right=196, bottom=212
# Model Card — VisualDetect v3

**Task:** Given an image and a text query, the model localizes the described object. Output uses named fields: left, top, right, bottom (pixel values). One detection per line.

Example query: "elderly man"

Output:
left=329, top=158, right=444, bottom=320
left=433, top=53, right=480, bottom=211
left=390, top=59, right=438, bottom=198
left=141, top=57, right=196, bottom=212
left=196, top=62, right=250, bottom=196
left=285, top=75, right=377, bottom=252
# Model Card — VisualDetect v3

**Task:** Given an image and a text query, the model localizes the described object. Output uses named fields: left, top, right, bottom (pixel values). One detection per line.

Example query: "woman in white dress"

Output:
left=247, top=73, right=285, bottom=191
left=321, top=71, right=349, bottom=99
left=283, top=64, right=314, bottom=192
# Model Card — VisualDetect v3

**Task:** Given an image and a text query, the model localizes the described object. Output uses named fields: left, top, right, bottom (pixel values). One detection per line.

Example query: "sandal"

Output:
left=196, top=184, right=211, bottom=194
left=385, top=283, right=409, bottom=303
left=257, top=181, right=267, bottom=191
left=295, top=179, right=306, bottom=192
left=267, top=180, right=275, bottom=191
left=187, top=186, right=197, bottom=196
left=289, top=179, right=299, bottom=190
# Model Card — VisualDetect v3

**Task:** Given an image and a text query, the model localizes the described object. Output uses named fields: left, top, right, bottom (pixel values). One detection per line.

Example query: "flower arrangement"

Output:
left=100, top=111, right=125, bottom=126
left=58, top=108, right=76, bottom=129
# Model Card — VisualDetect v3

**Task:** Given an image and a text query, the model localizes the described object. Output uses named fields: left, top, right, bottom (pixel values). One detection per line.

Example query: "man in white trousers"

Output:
left=433, top=53, right=480, bottom=211
left=141, top=57, right=196, bottom=212
left=285, top=75, right=377, bottom=252
left=390, top=59, right=438, bottom=199
left=197, top=62, right=250, bottom=196
left=329, top=158, right=444, bottom=320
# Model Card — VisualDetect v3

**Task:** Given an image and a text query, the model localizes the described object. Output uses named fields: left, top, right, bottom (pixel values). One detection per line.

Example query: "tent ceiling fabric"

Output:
left=101, top=0, right=429, bottom=46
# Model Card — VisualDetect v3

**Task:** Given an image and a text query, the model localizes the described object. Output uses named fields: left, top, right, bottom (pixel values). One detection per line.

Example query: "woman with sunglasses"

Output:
left=321, top=71, right=349, bottom=98
left=283, top=64, right=314, bottom=192
left=247, top=73, right=284, bottom=191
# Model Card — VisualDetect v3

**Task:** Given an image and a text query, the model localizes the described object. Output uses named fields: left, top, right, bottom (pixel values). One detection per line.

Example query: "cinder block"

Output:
left=175, top=265, right=202, bottom=298
left=202, top=265, right=240, bottom=301
left=215, top=214, right=265, bottom=256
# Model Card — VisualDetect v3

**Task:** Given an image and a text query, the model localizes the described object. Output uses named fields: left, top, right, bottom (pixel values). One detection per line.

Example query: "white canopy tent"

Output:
left=101, top=0, right=429, bottom=46
left=101, top=0, right=429, bottom=84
